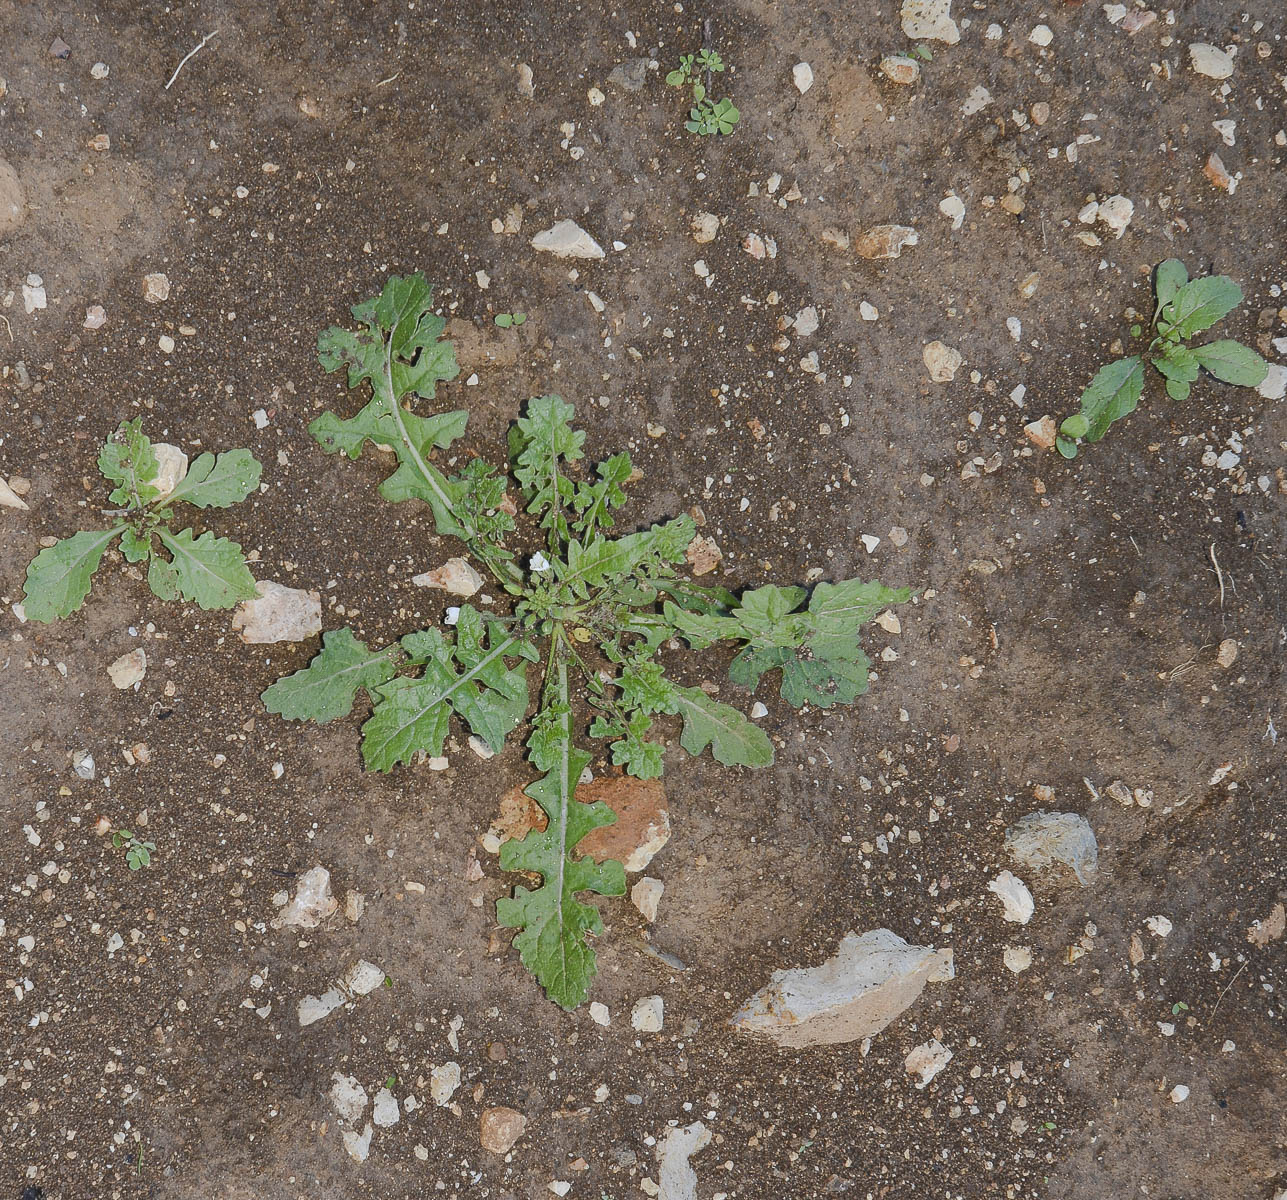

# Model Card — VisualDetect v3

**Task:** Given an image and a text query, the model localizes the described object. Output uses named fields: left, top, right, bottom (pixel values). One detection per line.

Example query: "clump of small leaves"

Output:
left=493, top=312, right=526, bottom=328
left=263, top=275, right=908, bottom=1008
left=666, top=49, right=740, bottom=136
left=22, top=420, right=261, bottom=621
left=111, top=828, right=157, bottom=871
left=1057, top=259, right=1269, bottom=458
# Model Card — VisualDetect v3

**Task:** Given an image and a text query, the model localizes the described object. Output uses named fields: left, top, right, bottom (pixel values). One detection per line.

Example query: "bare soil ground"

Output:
left=2, top=2, right=1285, bottom=1198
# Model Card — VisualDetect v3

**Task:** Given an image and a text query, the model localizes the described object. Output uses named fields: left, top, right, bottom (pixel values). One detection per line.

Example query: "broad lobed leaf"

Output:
left=262, top=628, right=399, bottom=723
left=1160, top=275, right=1242, bottom=340
left=496, top=690, right=625, bottom=1010
left=360, top=608, right=532, bottom=771
left=1192, top=339, right=1269, bottom=387
left=163, top=449, right=262, bottom=509
left=22, top=528, right=122, bottom=622
left=155, top=528, right=258, bottom=609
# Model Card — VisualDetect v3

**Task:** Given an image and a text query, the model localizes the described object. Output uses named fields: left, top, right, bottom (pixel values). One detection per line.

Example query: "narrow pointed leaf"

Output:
left=262, top=628, right=399, bottom=724
left=1153, top=259, right=1188, bottom=320
left=22, top=528, right=121, bottom=622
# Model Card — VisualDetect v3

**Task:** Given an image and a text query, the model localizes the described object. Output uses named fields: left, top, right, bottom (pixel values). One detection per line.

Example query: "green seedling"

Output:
left=22, top=419, right=261, bottom=621
left=1171, top=1000, right=1189, bottom=1016
left=111, top=829, right=157, bottom=871
left=494, top=312, right=526, bottom=328
left=666, top=49, right=740, bottom=137
left=1057, top=259, right=1269, bottom=458
left=263, top=274, right=909, bottom=1009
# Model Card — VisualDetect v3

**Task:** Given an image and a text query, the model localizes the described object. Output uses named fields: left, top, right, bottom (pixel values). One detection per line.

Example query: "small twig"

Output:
left=1209, top=543, right=1225, bottom=609
left=164, top=30, right=219, bottom=91
left=1210, top=960, right=1247, bottom=1020
left=0, top=313, right=11, bottom=343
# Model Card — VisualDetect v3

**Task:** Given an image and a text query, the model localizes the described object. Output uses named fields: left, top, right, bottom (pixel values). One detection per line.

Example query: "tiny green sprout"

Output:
left=383, top=976, right=393, bottom=988
left=1171, top=1000, right=1189, bottom=1016
left=494, top=312, right=527, bottom=328
left=667, top=47, right=739, bottom=137
left=111, top=829, right=158, bottom=871
left=1057, top=259, right=1269, bottom=459
left=21, top=418, right=261, bottom=621
left=914, top=43, right=933, bottom=60
left=1042, top=1121, right=1057, bottom=1132
left=385, top=1074, right=398, bottom=1088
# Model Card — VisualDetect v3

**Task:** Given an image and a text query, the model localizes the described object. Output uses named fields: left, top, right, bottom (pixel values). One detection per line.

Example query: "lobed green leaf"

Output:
left=163, top=449, right=262, bottom=509
left=262, top=628, right=399, bottom=724
left=22, top=528, right=122, bottom=622
left=155, top=528, right=258, bottom=609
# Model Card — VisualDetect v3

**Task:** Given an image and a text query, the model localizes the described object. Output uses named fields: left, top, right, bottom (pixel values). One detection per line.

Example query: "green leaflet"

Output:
left=573, top=452, right=632, bottom=536
left=312, top=274, right=469, bottom=540
left=22, top=528, right=122, bottom=622
left=162, top=449, right=262, bottom=509
left=262, top=628, right=399, bottom=723
left=590, top=712, right=664, bottom=779
left=360, top=608, right=532, bottom=771
left=669, top=685, right=773, bottom=767
left=557, top=517, right=695, bottom=600
left=1076, top=356, right=1145, bottom=442
left=1153, top=259, right=1188, bottom=321
left=670, top=577, right=909, bottom=708
left=1192, top=339, right=1269, bottom=387
left=155, top=528, right=258, bottom=609
left=511, top=395, right=585, bottom=538
left=1160, top=275, right=1242, bottom=339
left=497, top=665, right=625, bottom=1010
left=119, top=527, right=152, bottom=563
left=98, top=420, right=161, bottom=508
left=1153, top=344, right=1200, bottom=402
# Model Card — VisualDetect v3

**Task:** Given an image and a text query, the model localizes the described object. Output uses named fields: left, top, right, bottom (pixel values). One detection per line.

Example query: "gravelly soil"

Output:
left=2, top=2, right=1285, bottom=1198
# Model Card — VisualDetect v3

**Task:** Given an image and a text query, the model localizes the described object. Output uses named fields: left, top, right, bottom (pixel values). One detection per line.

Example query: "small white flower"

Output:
left=530, top=552, right=551, bottom=572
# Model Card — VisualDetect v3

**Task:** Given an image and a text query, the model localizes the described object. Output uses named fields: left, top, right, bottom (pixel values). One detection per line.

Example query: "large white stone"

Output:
left=531, top=219, right=605, bottom=260
left=732, top=929, right=953, bottom=1048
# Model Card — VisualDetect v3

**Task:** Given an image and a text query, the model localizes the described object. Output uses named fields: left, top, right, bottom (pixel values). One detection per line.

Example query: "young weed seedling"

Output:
left=1057, top=259, right=1269, bottom=458
left=111, top=828, right=158, bottom=871
left=263, top=275, right=908, bottom=1008
left=22, top=419, right=262, bottom=621
left=493, top=312, right=527, bottom=328
left=666, top=49, right=740, bottom=136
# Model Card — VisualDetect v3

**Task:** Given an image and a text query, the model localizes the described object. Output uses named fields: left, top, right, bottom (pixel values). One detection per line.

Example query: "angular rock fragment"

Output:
left=272, top=865, right=337, bottom=929
left=732, top=928, right=953, bottom=1048
left=531, top=219, right=605, bottom=259
left=904, top=1038, right=953, bottom=1087
left=923, top=340, right=962, bottom=383
left=412, top=556, right=483, bottom=596
left=232, top=581, right=323, bottom=644
left=480, top=1106, right=528, bottom=1154
left=147, top=443, right=189, bottom=499
left=107, top=648, right=148, bottom=690
left=854, top=224, right=918, bottom=260
left=901, top=0, right=960, bottom=44
left=988, top=870, right=1035, bottom=924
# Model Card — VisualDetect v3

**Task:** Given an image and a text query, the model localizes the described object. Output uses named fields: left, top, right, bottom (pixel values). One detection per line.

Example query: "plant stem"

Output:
left=379, top=319, right=525, bottom=590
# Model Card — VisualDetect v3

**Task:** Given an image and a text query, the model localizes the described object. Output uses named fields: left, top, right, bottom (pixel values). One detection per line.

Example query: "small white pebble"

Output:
left=1169, top=1084, right=1190, bottom=1104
